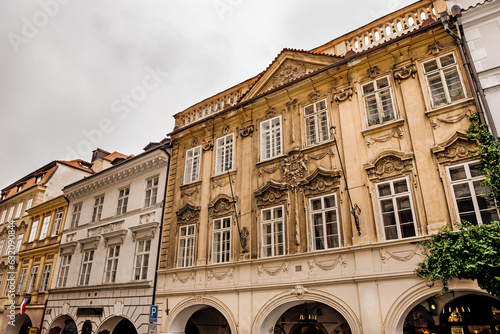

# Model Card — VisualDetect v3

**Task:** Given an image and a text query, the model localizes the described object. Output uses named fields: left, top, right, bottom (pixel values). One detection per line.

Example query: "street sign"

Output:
left=148, top=323, right=157, bottom=334
left=149, top=305, right=159, bottom=322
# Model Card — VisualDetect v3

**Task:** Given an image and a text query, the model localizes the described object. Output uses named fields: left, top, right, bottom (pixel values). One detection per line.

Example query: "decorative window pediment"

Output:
left=102, top=229, right=127, bottom=246
left=79, top=236, right=100, bottom=252
left=129, top=221, right=159, bottom=241
left=431, top=131, right=477, bottom=164
left=364, top=150, right=414, bottom=181
left=299, top=167, right=341, bottom=196
left=59, top=241, right=77, bottom=256
left=176, top=201, right=201, bottom=223
left=208, top=194, right=236, bottom=217
left=254, top=180, right=288, bottom=207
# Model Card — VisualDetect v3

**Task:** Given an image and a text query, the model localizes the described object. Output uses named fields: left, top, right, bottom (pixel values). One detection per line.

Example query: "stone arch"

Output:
left=5, top=314, right=32, bottom=334
left=97, top=315, right=137, bottom=334
left=252, top=288, right=361, bottom=334
left=47, top=314, right=78, bottom=334
left=384, top=280, right=488, bottom=333
left=165, top=296, right=237, bottom=334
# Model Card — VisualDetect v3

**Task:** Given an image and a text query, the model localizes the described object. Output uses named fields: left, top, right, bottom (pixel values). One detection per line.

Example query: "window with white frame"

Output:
left=15, top=234, right=23, bottom=254
left=0, top=210, right=6, bottom=224
left=92, top=196, right=104, bottom=222
left=71, top=202, right=82, bottom=227
left=261, top=206, right=285, bottom=257
left=51, top=211, right=63, bottom=236
left=260, top=116, right=282, bottom=160
left=39, top=263, right=52, bottom=292
left=15, top=201, right=23, bottom=218
left=215, top=134, right=234, bottom=174
left=310, top=193, right=340, bottom=250
left=28, top=220, right=39, bottom=243
left=26, top=265, right=39, bottom=293
left=2, top=274, right=8, bottom=296
left=304, top=100, right=330, bottom=146
left=0, top=239, right=4, bottom=255
left=79, top=250, right=94, bottom=286
left=17, top=267, right=27, bottom=293
left=57, top=254, right=72, bottom=287
left=184, top=146, right=201, bottom=184
left=0, top=274, right=3, bottom=296
left=7, top=205, right=15, bottom=221
left=39, top=215, right=51, bottom=240
left=376, top=177, right=417, bottom=240
left=447, top=161, right=499, bottom=225
left=212, top=217, right=231, bottom=263
left=362, top=77, right=396, bottom=127
left=134, top=240, right=151, bottom=280
left=145, top=176, right=159, bottom=207
left=116, top=188, right=130, bottom=215
left=177, top=224, right=195, bottom=267
left=423, top=53, right=465, bottom=108
left=24, top=198, right=33, bottom=216
left=104, top=245, right=120, bottom=283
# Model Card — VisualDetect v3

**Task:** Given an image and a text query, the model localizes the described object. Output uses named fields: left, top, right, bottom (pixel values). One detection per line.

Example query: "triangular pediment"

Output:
left=242, top=49, right=342, bottom=100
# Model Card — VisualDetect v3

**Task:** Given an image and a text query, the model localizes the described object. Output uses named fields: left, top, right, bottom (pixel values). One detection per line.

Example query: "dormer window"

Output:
left=17, top=184, right=24, bottom=193
left=36, top=175, right=44, bottom=184
left=1, top=194, right=6, bottom=201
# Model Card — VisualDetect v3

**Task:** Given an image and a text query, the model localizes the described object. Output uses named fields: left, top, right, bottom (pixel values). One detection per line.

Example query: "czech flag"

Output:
left=20, top=297, right=30, bottom=314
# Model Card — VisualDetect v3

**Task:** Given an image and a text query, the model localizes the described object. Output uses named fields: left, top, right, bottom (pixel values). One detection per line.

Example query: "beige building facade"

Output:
left=156, top=1, right=500, bottom=334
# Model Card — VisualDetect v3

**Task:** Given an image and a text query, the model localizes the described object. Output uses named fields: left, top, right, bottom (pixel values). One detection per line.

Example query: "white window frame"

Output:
left=0, top=239, right=4, bottom=255
left=261, top=205, right=285, bottom=257
left=39, top=263, right=52, bottom=292
left=134, top=240, right=151, bottom=280
left=376, top=177, right=418, bottom=240
left=304, top=99, right=330, bottom=146
left=260, top=116, right=283, bottom=161
left=71, top=202, right=82, bottom=227
left=51, top=211, right=64, bottom=236
left=422, top=52, right=466, bottom=108
left=15, top=234, right=23, bottom=254
left=212, top=217, right=231, bottom=263
left=0, top=210, right=6, bottom=224
left=184, top=146, right=202, bottom=184
left=447, top=161, right=499, bottom=226
left=7, top=205, right=15, bottom=221
left=28, top=220, right=39, bottom=243
left=26, top=265, right=39, bottom=294
left=39, top=215, right=51, bottom=240
left=57, top=254, right=72, bottom=287
left=104, top=245, right=120, bottom=283
left=92, top=196, right=104, bottom=222
left=177, top=224, right=195, bottom=268
left=362, top=76, right=396, bottom=127
left=17, top=267, right=27, bottom=293
left=79, top=250, right=94, bottom=286
left=215, top=134, right=234, bottom=174
left=15, top=201, right=23, bottom=218
left=116, top=188, right=130, bottom=215
left=309, top=193, right=340, bottom=250
left=145, top=176, right=159, bottom=207
left=25, top=198, right=33, bottom=215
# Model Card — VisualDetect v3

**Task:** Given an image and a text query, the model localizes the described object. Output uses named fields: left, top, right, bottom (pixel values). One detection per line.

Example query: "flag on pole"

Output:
left=20, top=297, right=30, bottom=314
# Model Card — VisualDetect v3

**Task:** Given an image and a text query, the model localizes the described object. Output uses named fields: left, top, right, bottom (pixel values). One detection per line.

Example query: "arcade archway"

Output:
left=5, top=314, right=32, bottom=334
left=184, top=306, right=231, bottom=334
left=47, top=315, right=77, bottom=334
left=97, top=316, right=137, bottom=334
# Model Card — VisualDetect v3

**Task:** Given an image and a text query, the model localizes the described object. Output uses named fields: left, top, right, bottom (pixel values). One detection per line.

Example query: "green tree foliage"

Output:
left=416, top=113, right=500, bottom=297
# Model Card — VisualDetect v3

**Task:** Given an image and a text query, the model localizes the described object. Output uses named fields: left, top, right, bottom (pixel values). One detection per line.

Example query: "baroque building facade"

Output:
left=156, top=1, right=500, bottom=333
left=41, top=143, right=171, bottom=334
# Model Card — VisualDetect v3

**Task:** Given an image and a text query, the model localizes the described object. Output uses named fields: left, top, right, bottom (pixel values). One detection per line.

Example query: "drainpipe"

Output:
left=440, top=9, right=498, bottom=138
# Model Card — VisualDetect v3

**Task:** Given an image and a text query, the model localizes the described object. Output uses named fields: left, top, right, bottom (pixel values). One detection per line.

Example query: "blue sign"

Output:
left=149, top=305, right=158, bottom=322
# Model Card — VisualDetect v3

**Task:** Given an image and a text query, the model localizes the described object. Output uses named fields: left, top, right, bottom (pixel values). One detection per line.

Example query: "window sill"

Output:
left=180, top=180, right=202, bottom=190
left=256, top=154, right=286, bottom=167
left=425, top=97, right=474, bottom=118
left=212, top=169, right=237, bottom=180
left=300, top=140, right=335, bottom=154
left=361, top=118, right=405, bottom=137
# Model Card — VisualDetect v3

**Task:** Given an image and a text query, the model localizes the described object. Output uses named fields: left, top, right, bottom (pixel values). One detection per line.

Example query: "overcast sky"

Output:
left=0, top=0, right=417, bottom=189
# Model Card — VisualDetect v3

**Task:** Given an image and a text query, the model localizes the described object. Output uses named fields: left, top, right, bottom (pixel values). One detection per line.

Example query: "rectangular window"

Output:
left=304, top=99, right=330, bottom=146
left=39, top=215, right=51, bottom=240
left=26, top=265, right=39, bottom=293
left=215, top=134, right=234, bottom=174
left=423, top=53, right=465, bottom=108
left=0, top=239, right=4, bottom=255
left=377, top=177, right=417, bottom=240
left=51, top=211, right=64, bottom=236
left=116, top=188, right=130, bottom=215
left=15, top=234, right=23, bottom=254
left=177, top=224, right=195, bottom=267
left=447, top=161, right=499, bottom=225
left=25, top=198, right=33, bottom=215
left=79, top=250, right=94, bottom=286
left=362, top=77, right=396, bottom=126
left=15, top=201, right=23, bottom=218
left=28, top=220, right=39, bottom=243
left=0, top=210, right=6, bottom=224
left=104, top=245, right=120, bottom=283
left=212, top=217, right=231, bottom=263
left=2, top=274, right=8, bottom=296
left=17, top=268, right=27, bottom=293
left=310, top=193, right=340, bottom=250
left=71, top=203, right=82, bottom=227
left=57, top=255, right=72, bottom=287
left=184, top=146, right=202, bottom=184
left=261, top=206, right=285, bottom=257
left=92, top=196, right=104, bottom=222
left=260, top=116, right=282, bottom=160
left=134, top=240, right=151, bottom=280
left=39, top=264, right=52, bottom=292
left=145, top=176, right=159, bottom=207
left=7, top=205, right=15, bottom=221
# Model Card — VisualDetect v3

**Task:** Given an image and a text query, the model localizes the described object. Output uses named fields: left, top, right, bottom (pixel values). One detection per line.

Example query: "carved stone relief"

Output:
left=281, top=148, right=308, bottom=188
left=176, top=202, right=201, bottom=223
left=427, top=41, right=443, bottom=55
left=367, top=66, right=381, bottom=78
left=431, top=132, right=477, bottom=164
left=364, top=151, right=414, bottom=181
left=181, top=187, right=199, bottom=198
left=393, top=64, right=417, bottom=83
left=365, top=126, right=404, bottom=147
left=208, top=195, right=235, bottom=217
left=258, top=261, right=289, bottom=276
left=430, top=109, right=471, bottom=129
left=88, top=221, right=124, bottom=237
left=333, top=87, right=354, bottom=103
left=272, top=62, right=306, bottom=88
left=291, top=285, right=309, bottom=299
left=239, top=124, right=254, bottom=138
left=202, top=138, right=213, bottom=151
